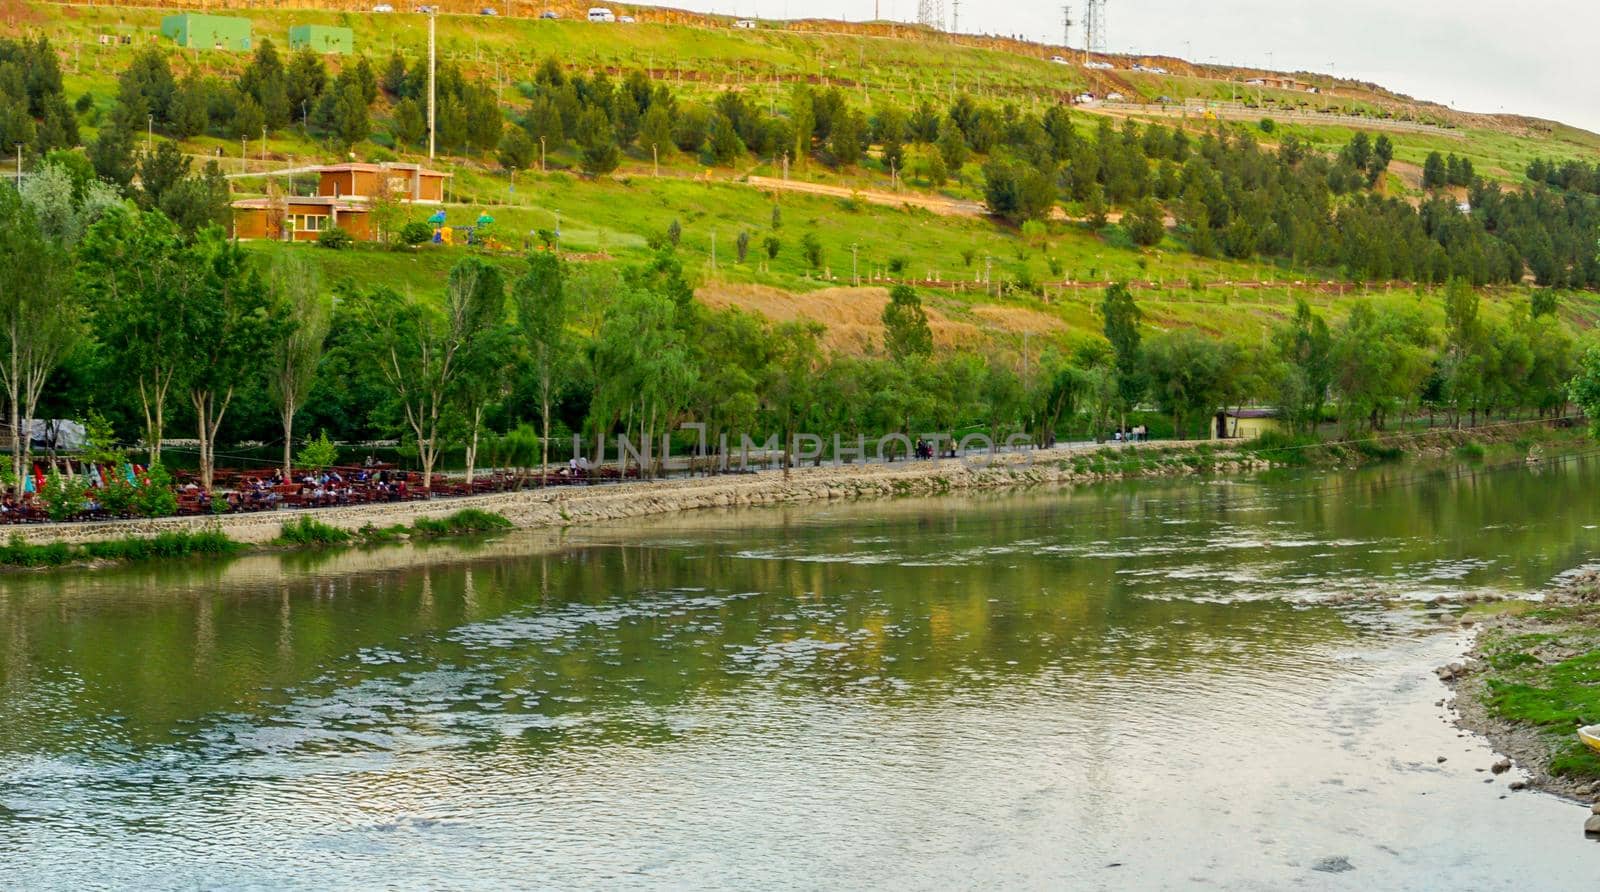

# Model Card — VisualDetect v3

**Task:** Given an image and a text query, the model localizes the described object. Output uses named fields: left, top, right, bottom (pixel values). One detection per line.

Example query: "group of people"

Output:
left=1112, top=426, right=1149, bottom=443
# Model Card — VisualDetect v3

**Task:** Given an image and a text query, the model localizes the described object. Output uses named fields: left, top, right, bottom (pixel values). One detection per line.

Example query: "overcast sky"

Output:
left=663, top=0, right=1600, bottom=134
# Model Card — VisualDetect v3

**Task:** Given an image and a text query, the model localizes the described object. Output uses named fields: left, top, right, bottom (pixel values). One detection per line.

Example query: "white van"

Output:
left=735, top=19, right=757, bottom=29
left=587, top=7, right=615, bottom=22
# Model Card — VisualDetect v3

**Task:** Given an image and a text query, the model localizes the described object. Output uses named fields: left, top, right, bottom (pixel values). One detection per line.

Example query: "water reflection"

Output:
left=0, top=456, right=1596, bottom=886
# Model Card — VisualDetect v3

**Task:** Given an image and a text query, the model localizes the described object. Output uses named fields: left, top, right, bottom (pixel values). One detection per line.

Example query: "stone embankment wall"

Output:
left=4, top=443, right=1265, bottom=546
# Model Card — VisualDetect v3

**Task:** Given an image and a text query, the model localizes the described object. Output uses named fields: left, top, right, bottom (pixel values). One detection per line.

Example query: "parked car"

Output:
left=618, top=14, right=635, bottom=22
left=540, top=10, right=560, bottom=18
left=480, top=7, right=498, bottom=14
left=415, top=4, right=437, bottom=12
left=372, top=3, right=395, bottom=11
left=1050, top=55, right=1069, bottom=64
left=587, top=7, right=615, bottom=21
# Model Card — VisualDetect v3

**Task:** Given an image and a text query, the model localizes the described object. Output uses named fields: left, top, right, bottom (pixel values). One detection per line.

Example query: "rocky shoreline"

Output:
left=1444, top=569, right=1600, bottom=826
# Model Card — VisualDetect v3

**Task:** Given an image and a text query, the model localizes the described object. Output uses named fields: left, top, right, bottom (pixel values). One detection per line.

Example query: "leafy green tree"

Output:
left=346, top=258, right=505, bottom=490
left=802, top=232, right=824, bottom=269
left=1145, top=330, right=1238, bottom=438
left=1422, top=152, right=1447, bottom=190
left=1125, top=198, right=1166, bottom=247
left=982, top=160, right=1056, bottom=225
left=1084, top=182, right=1109, bottom=230
left=882, top=285, right=933, bottom=360
left=639, top=102, right=674, bottom=158
left=76, top=207, right=194, bottom=465
left=231, top=95, right=266, bottom=141
left=298, top=430, right=339, bottom=471
left=19, top=159, right=120, bottom=247
left=286, top=49, right=327, bottom=126
left=266, top=254, right=330, bottom=478
left=1442, top=276, right=1487, bottom=426
left=170, top=74, right=211, bottom=139
left=498, top=129, right=536, bottom=171
left=158, top=161, right=232, bottom=235
left=829, top=108, right=866, bottom=168
left=116, top=48, right=175, bottom=126
left=1101, top=283, right=1144, bottom=437
left=707, top=111, right=746, bottom=165
left=588, top=287, right=693, bottom=477
left=1568, top=346, right=1600, bottom=437
left=513, top=252, right=569, bottom=478
left=935, top=116, right=969, bottom=171
left=88, top=118, right=136, bottom=193
left=0, top=189, right=82, bottom=486
left=1330, top=299, right=1434, bottom=434
left=392, top=97, right=426, bottom=147
left=577, top=107, right=620, bottom=175
left=1274, top=298, right=1333, bottom=435
left=180, top=233, right=289, bottom=491
left=137, top=140, right=188, bottom=210
left=240, top=39, right=291, bottom=130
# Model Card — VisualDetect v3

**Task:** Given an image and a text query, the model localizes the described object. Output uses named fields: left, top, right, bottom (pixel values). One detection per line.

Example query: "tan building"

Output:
left=232, top=162, right=450, bottom=241
left=316, top=162, right=449, bottom=204
left=231, top=196, right=373, bottom=242
left=1212, top=409, right=1284, bottom=441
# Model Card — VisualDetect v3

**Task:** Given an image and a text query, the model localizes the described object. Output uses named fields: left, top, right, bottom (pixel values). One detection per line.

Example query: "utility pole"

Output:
left=1061, top=5, right=1072, bottom=47
left=652, top=142, right=658, bottom=177
left=951, top=0, right=960, bottom=33
left=851, top=243, right=859, bottom=285
left=539, top=135, right=546, bottom=172
left=146, top=114, right=153, bottom=156
left=427, top=9, right=437, bottom=161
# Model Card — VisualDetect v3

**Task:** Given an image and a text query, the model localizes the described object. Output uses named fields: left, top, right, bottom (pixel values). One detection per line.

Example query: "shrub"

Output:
left=1, top=530, right=239, bottom=567
left=802, top=232, right=823, bottom=269
left=412, top=509, right=513, bottom=537
left=299, top=431, right=340, bottom=471
left=763, top=234, right=781, bottom=259
left=1248, top=431, right=1321, bottom=466
left=1455, top=442, right=1487, bottom=462
left=135, top=464, right=179, bottom=518
left=277, top=516, right=352, bottom=546
left=1352, top=437, right=1404, bottom=462
left=318, top=227, right=355, bottom=250
left=400, top=221, right=433, bottom=245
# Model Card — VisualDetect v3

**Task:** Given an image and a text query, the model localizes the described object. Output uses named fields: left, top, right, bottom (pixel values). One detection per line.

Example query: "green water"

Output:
left=1, top=457, right=1597, bottom=888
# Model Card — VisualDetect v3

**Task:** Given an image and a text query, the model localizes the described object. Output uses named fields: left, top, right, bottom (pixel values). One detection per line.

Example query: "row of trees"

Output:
left=6, top=35, right=1593, bottom=296
left=0, top=172, right=1585, bottom=493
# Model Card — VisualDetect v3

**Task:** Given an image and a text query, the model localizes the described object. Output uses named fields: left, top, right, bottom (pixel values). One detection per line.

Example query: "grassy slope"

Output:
left=20, top=2, right=1600, bottom=355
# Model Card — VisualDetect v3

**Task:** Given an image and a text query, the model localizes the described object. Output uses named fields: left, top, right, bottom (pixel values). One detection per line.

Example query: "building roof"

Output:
left=1223, top=408, right=1280, bottom=419
left=318, top=162, right=452, bottom=178
left=232, top=196, right=370, bottom=212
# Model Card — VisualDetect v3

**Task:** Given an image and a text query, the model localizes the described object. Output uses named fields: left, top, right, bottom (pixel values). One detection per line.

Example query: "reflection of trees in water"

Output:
left=1, top=455, right=1597, bottom=758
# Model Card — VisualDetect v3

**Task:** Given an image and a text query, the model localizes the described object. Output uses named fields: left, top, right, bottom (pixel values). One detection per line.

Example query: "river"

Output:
left=2, top=456, right=1598, bottom=888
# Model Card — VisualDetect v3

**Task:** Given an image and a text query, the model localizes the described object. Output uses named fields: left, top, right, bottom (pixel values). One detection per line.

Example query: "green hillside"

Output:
left=0, top=0, right=1595, bottom=483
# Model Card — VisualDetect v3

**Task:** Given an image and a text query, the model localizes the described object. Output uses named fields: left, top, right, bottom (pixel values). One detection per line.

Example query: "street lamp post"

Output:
left=146, top=114, right=153, bottom=155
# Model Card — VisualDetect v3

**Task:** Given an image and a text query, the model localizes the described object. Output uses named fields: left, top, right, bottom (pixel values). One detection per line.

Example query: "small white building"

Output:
left=735, top=19, right=757, bottom=29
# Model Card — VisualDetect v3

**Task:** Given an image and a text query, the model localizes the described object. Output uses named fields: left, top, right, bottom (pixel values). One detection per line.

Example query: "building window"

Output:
left=292, top=214, right=329, bottom=232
